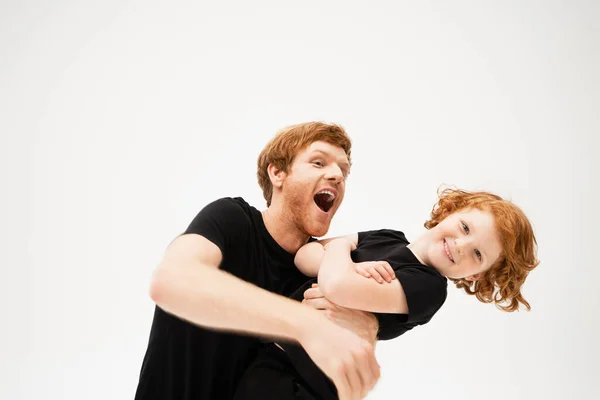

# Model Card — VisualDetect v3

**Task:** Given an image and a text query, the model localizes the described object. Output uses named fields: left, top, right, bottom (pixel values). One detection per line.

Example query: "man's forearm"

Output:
left=150, top=261, right=318, bottom=343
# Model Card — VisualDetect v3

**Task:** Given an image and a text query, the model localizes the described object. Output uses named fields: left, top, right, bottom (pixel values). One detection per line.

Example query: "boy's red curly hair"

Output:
left=424, top=187, right=540, bottom=312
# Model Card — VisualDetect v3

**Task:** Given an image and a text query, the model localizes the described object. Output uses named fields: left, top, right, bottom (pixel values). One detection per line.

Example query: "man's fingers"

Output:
left=303, top=298, right=331, bottom=310
left=344, top=356, right=363, bottom=400
left=304, top=287, right=324, bottom=300
left=333, top=359, right=360, bottom=400
left=333, top=371, right=352, bottom=400
left=363, top=343, right=380, bottom=394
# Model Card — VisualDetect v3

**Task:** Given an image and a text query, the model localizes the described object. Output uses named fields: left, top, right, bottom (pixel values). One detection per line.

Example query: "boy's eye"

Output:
left=462, top=222, right=470, bottom=234
left=475, top=249, right=482, bottom=261
left=313, top=161, right=324, bottom=167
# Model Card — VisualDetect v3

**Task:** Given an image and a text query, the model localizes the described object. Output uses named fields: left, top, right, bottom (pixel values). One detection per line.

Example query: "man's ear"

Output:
left=466, top=273, right=481, bottom=281
left=267, top=163, right=287, bottom=188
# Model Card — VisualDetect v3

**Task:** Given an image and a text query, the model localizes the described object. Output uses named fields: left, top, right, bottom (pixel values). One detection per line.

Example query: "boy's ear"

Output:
left=466, top=273, right=481, bottom=281
left=267, top=163, right=287, bottom=188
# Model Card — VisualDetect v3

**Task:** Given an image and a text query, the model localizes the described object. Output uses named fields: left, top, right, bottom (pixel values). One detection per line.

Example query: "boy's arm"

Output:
left=317, top=238, right=409, bottom=314
left=294, top=234, right=358, bottom=277
left=150, top=233, right=380, bottom=400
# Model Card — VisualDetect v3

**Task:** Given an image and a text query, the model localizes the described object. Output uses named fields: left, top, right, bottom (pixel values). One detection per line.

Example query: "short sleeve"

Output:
left=396, top=266, right=447, bottom=324
left=182, top=197, right=250, bottom=258
left=375, top=266, right=447, bottom=340
left=357, top=229, right=408, bottom=246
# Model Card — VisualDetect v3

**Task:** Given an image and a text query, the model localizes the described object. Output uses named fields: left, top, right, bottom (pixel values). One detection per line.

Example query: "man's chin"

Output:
left=310, top=229, right=329, bottom=238
left=306, top=221, right=331, bottom=238
left=306, top=203, right=340, bottom=235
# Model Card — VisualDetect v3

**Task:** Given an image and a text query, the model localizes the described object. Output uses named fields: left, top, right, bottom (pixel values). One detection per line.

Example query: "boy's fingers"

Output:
left=384, top=263, right=396, bottom=279
left=369, top=267, right=384, bottom=283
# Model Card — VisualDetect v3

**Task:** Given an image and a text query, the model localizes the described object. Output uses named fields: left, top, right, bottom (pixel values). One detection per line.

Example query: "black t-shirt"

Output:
left=280, top=228, right=448, bottom=398
left=134, top=197, right=312, bottom=400
left=353, top=229, right=448, bottom=336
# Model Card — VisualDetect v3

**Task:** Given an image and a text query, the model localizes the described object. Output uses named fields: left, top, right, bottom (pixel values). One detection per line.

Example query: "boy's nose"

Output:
left=454, top=238, right=469, bottom=256
left=455, top=237, right=475, bottom=256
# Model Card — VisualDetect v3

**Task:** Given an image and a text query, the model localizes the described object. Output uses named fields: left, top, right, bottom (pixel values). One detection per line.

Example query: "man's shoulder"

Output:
left=183, top=196, right=261, bottom=237
left=200, top=196, right=259, bottom=217
left=204, top=195, right=250, bottom=209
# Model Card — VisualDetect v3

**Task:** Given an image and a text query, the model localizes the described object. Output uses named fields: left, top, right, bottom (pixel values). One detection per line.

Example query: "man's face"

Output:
left=280, top=140, right=350, bottom=237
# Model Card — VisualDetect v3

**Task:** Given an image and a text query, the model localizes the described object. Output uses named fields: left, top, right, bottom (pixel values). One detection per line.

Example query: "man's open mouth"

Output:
left=314, top=190, right=335, bottom=213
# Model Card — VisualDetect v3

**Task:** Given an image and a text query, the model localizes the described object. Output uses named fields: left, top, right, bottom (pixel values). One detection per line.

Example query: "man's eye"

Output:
left=475, top=249, right=482, bottom=261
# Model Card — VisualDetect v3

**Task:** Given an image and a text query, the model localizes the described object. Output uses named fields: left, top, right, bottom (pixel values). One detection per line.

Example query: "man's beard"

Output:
left=282, top=180, right=331, bottom=238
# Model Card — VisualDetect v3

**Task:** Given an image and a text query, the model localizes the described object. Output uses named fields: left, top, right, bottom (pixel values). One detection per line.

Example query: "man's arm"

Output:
left=151, top=233, right=310, bottom=337
left=302, top=283, right=380, bottom=346
left=149, top=233, right=381, bottom=400
left=317, top=239, right=409, bottom=314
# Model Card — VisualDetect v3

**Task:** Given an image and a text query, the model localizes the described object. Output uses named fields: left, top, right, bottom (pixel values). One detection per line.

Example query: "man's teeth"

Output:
left=317, top=190, right=335, bottom=201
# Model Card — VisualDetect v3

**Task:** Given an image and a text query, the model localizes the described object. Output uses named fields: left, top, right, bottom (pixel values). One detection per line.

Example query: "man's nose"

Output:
left=324, top=165, right=344, bottom=182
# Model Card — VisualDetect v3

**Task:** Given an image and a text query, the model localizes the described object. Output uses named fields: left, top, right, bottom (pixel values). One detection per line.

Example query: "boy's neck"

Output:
left=407, top=232, right=439, bottom=272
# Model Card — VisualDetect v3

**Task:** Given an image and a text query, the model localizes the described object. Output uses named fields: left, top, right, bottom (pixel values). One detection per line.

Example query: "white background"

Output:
left=1, top=1, right=599, bottom=399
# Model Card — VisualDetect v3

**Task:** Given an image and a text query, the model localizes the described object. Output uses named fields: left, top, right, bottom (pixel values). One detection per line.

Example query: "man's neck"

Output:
left=261, top=205, right=310, bottom=254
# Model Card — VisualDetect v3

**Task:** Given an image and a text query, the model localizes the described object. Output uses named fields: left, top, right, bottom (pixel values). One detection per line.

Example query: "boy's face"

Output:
left=279, top=140, right=350, bottom=238
left=424, top=208, right=503, bottom=280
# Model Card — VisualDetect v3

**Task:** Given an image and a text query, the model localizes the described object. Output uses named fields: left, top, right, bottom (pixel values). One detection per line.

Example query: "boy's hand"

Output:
left=354, top=261, right=395, bottom=284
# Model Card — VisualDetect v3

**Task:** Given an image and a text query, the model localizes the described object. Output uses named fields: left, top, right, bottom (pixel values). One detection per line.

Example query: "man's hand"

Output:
left=303, top=284, right=379, bottom=344
left=297, top=307, right=380, bottom=400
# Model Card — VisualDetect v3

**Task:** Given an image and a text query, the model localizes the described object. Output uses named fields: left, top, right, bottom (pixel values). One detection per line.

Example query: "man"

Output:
left=134, top=122, right=381, bottom=400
